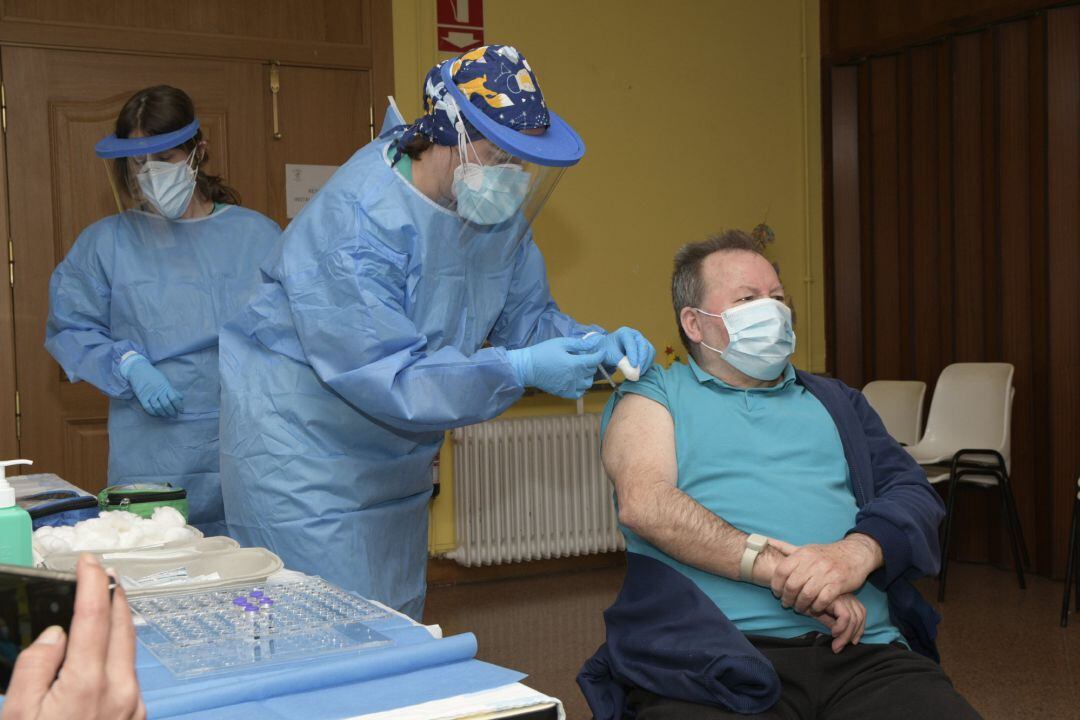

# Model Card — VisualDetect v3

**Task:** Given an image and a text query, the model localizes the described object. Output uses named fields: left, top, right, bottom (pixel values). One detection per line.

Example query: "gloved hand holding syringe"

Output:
left=584, top=330, right=653, bottom=394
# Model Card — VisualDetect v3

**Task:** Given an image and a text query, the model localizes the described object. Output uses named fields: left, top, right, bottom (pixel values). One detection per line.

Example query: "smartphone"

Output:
left=0, top=564, right=79, bottom=693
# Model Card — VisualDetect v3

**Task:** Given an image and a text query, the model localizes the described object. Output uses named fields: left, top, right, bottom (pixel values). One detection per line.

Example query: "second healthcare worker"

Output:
left=219, top=45, right=653, bottom=618
left=46, top=86, right=280, bottom=536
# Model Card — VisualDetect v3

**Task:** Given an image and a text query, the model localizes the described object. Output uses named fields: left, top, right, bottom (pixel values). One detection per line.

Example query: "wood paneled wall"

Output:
left=824, top=0, right=1060, bottom=61
left=822, top=5, right=1080, bottom=576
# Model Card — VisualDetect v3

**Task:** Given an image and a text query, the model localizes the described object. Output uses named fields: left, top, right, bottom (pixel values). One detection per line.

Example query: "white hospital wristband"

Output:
left=739, top=534, right=769, bottom=582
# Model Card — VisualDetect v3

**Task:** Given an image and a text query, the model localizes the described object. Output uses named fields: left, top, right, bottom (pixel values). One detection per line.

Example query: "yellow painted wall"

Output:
left=391, top=0, right=825, bottom=554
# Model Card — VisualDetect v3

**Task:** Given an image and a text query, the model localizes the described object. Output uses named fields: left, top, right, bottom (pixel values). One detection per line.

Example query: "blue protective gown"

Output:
left=219, top=133, right=597, bottom=618
left=45, top=207, right=281, bottom=536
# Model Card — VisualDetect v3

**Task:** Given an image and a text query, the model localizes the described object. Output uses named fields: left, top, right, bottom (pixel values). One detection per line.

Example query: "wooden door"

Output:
left=264, top=64, right=375, bottom=228
left=4, top=47, right=372, bottom=492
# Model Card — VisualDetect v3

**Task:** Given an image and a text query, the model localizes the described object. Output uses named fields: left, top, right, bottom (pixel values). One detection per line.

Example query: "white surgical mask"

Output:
left=695, top=298, right=796, bottom=380
left=136, top=148, right=198, bottom=219
left=449, top=115, right=529, bottom=225
left=452, top=162, right=530, bottom=225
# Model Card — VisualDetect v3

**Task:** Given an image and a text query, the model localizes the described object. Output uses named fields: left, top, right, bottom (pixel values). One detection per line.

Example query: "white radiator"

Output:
left=446, top=413, right=625, bottom=566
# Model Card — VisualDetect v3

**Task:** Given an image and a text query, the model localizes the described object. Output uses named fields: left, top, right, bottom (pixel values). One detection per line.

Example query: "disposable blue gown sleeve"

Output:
left=284, top=232, right=527, bottom=434
left=487, top=235, right=602, bottom=350
left=44, top=221, right=144, bottom=399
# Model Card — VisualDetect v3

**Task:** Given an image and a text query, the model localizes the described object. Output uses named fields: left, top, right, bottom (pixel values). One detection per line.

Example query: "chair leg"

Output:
left=1000, top=469, right=1031, bottom=568
left=938, top=471, right=960, bottom=602
left=1061, top=500, right=1078, bottom=627
left=999, top=482, right=1026, bottom=590
left=1075, top=522, right=1080, bottom=613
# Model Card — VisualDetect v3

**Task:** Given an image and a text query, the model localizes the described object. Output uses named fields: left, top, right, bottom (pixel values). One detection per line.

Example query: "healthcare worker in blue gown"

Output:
left=219, top=45, right=655, bottom=619
left=45, top=86, right=280, bottom=536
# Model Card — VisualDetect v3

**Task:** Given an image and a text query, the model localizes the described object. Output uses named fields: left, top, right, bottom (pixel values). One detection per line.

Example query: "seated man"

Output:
left=584, top=231, right=979, bottom=719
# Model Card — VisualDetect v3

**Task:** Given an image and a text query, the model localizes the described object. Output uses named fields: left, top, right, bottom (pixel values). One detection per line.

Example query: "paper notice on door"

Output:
left=285, top=164, right=338, bottom=218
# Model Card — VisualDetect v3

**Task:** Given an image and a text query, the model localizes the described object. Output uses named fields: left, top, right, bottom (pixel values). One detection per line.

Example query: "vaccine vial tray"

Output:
left=130, top=576, right=394, bottom=678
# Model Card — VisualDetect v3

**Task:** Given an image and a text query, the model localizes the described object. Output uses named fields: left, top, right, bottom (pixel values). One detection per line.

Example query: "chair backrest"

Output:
left=862, top=380, right=927, bottom=446
left=920, top=363, right=1014, bottom=457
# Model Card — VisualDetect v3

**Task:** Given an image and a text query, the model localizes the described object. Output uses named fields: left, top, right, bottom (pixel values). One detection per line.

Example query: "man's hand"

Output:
left=751, top=540, right=867, bottom=653
left=769, top=534, right=883, bottom=614
left=812, top=594, right=867, bottom=653
left=749, top=542, right=790, bottom=587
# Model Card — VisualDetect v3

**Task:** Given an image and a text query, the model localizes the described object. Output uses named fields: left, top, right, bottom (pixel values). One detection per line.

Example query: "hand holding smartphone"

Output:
left=0, top=555, right=144, bottom=720
left=0, top=564, right=82, bottom=692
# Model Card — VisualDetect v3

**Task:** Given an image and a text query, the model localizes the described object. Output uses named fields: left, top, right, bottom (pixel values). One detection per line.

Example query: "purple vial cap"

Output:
left=243, top=605, right=259, bottom=613
left=259, top=598, right=275, bottom=607
left=232, top=597, right=248, bottom=606
left=250, top=590, right=265, bottom=598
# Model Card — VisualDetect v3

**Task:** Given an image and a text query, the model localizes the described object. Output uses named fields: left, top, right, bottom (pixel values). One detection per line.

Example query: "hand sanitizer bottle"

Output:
left=0, top=459, right=33, bottom=566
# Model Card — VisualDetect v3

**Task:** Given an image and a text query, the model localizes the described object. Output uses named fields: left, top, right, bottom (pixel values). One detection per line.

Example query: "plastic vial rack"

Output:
left=130, top=577, right=394, bottom=678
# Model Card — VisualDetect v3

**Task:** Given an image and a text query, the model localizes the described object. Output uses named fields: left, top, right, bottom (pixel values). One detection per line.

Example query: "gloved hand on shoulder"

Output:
left=596, top=327, right=655, bottom=381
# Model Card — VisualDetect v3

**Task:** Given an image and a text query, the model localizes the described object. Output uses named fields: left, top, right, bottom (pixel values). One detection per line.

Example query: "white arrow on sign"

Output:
left=442, top=30, right=480, bottom=49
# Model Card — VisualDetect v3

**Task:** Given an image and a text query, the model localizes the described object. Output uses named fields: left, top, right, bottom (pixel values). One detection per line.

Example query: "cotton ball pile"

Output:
left=33, top=509, right=196, bottom=558
left=151, top=507, right=191, bottom=543
left=33, top=526, right=78, bottom=556
left=152, top=506, right=186, bottom=527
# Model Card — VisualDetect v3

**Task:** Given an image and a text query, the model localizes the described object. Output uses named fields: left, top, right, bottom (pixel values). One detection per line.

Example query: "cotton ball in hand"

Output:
left=617, top=357, right=641, bottom=382
left=151, top=506, right=186, bottom=528
left=35, top=525, right=55, bottom=537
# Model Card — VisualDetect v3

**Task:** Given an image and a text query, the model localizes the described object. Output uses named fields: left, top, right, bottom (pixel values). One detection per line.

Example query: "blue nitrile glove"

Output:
left=119, top=354, right=184, bottom=418
left=598, top=327, right=656, bottom=377
left=506, top=335, right=606, bottom=399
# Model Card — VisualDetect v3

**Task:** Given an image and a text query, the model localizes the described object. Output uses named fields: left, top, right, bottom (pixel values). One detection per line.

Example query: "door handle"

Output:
left=269, top=60, right=282, bottom=140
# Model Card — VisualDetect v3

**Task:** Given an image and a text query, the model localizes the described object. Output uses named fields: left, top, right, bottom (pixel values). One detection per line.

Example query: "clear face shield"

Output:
left=434, top=59, right=586, bottom=252
left=96, top=118, right=202, bottom=220
left=445, top=126, right=565, bottom=250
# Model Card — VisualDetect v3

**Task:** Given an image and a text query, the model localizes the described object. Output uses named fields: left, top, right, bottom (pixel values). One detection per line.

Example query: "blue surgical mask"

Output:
left=695, top=298, right=796, bottom=380
left=452, top=162, right=530, bottom=225
left=136, top=148, right=198, bottom=219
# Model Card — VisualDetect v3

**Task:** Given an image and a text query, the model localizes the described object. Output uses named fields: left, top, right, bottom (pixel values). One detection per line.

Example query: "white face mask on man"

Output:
left=136, top=147, right=198, bottom=219
left=694, top=298, right=797, bottom=380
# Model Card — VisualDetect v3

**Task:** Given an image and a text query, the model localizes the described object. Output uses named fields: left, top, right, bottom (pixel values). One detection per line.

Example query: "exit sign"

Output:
left=437, top=0, right=484, bottom=52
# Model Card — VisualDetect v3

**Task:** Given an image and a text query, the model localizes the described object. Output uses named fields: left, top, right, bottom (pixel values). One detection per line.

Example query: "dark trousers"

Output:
left=627, top=633, right=981, bottom=720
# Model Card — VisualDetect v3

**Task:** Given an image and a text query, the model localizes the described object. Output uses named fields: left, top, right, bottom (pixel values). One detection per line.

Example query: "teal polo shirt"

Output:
left=603, top=358, right=901, bottom=644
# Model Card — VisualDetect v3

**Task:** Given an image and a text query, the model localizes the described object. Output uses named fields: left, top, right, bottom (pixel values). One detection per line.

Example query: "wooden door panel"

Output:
left=5, top=46, right=266, bottom=491
left=0, top=0, right=384, bottom=69
left=827, top=65, right=862, bottom=388
left=62, top=419, right=109, bottom=494
left=48, top=97, right=121, bottom=275
left=265, top=64, right=373, bottom=227
left=1047, top=6, right=1080, bottom=573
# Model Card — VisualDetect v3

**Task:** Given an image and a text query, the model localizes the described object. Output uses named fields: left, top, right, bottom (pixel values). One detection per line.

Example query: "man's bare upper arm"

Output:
left=602, top=394, right=678, bottom=504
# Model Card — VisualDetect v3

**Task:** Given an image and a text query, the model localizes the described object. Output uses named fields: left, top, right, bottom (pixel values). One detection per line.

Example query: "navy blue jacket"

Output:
left=578, top=371, right=945, bottom=718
